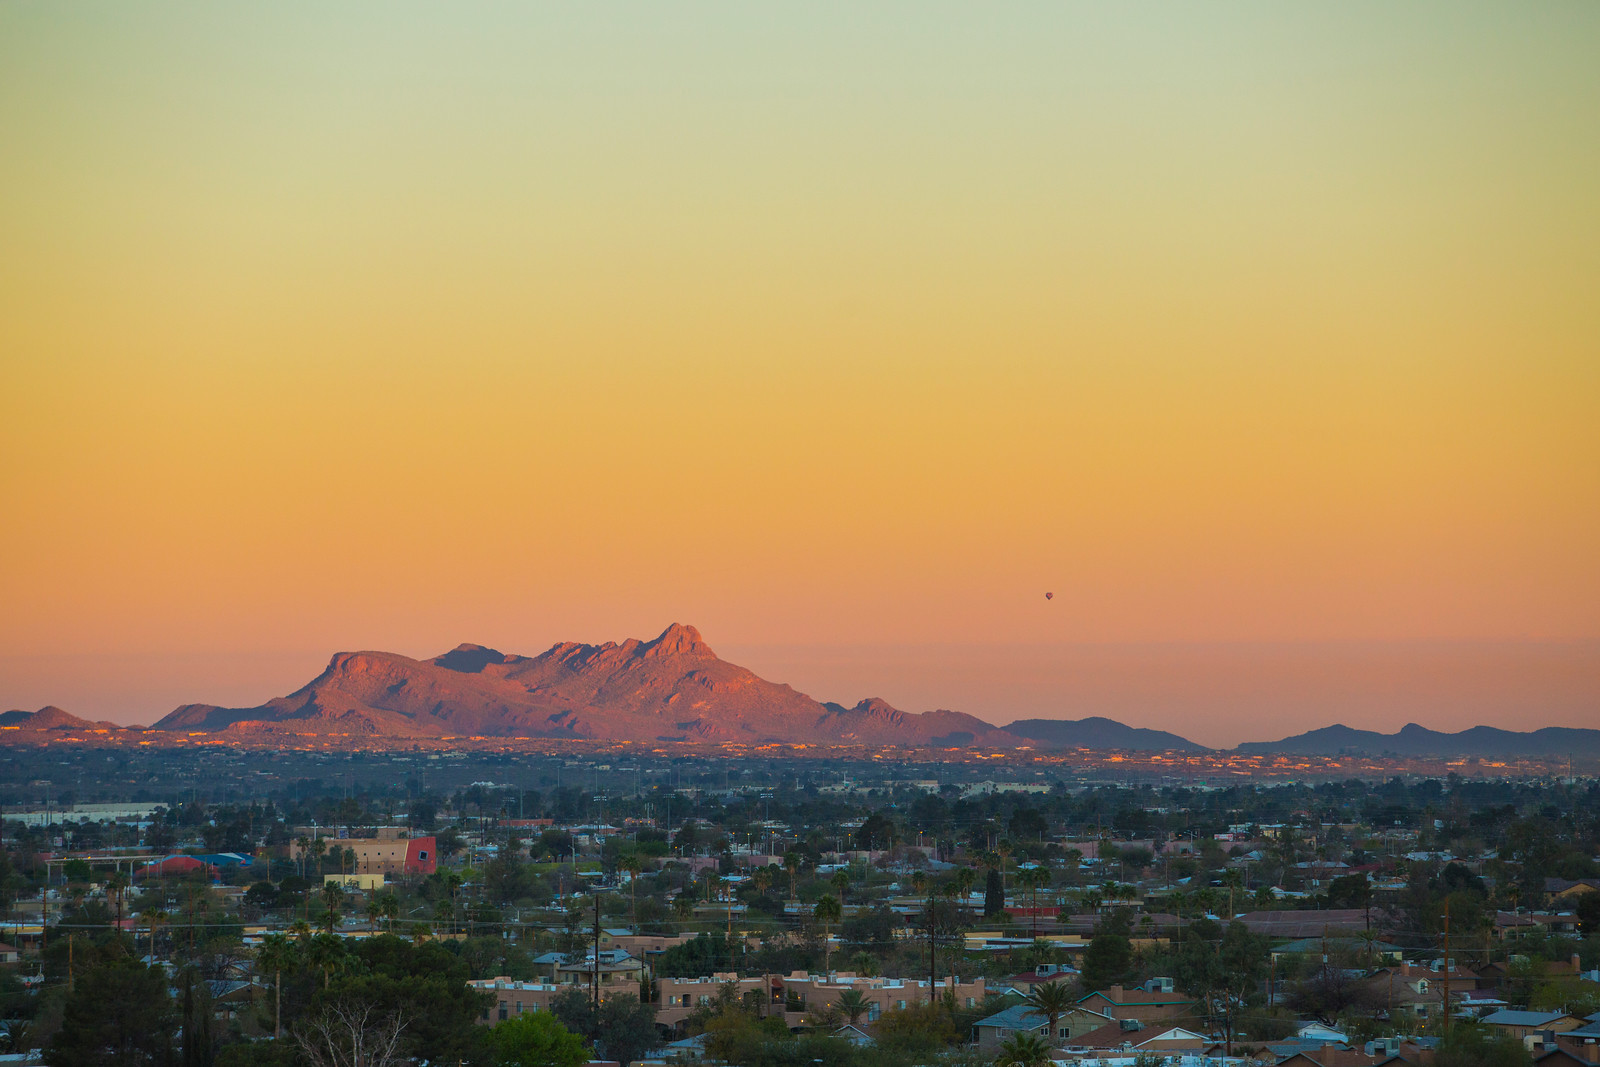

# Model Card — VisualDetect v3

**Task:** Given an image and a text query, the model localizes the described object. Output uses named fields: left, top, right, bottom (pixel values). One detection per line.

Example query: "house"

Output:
left=1297, top=1023, right=1351, bottom=1045
left=1075, top=983, right=1198, bottom=1025
left=1272, top=937, right=1402, bottom=964
left=973, top=1005, right=1049, bottom=1051
left=291, top=831, right=436, bottom=877
left=1237, top=910, right=1380, bottom=938
left=1479, top=1010, right=1586, bottom=1040
left=0, top=942, right=18, bottom=964
left=831, top=1024, right=874, bottom=1046
left=1544, top=879, right=1600, bottom=906
left=1476, top=955, right=1587, bottom=989
left=1536, top=1047, right=1599, bottom=1067
left=554, top=950, right=646, bottom=988
left=1066, top=1020, right=1215, bottom=1053
left=468, top=977, right=566, bottom=1022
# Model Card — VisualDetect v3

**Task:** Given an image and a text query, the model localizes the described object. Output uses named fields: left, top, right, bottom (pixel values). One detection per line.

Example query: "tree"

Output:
left=294, top=1003, right=406, bottom=1067
left=256, top=934, right=297, bottom=1040
left=107, top=871, right=131, bottom=930
left=549, top=988, right=657, bottom=1067
left=1080, top=912, right=1135, bottom=992
left=813, top=894, right=842, bottom=973
left=835, top=989, right=869, bottom=1026
left=830, top=870, right=851, bottom=903
left=1434, top=1021, right=1531, bottom=1067
left=1171, top=919, right=1269, bottom=1055
left=181, top=968, right=216, bottom=1067
left=488, top=1012, right=588, bottom=1067
left=1024, top=980, right=1076, bottom=1047
left=783, top=851, right=802, bottom=901
left=984, top=868, right=1006, bottom=917
left=873, top=1002, right=957, bottom=1059
left=45, top=958, right=176, bottom=1067
left=997, top=1031, right=1053, bottom=1067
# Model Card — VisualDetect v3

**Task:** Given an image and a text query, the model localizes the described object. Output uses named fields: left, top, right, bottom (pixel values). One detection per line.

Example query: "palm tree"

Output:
left=997, top=1032, right=1052, bottom=1067
left=830, top=870, right=850, bottom=904
left=434, top=897, right=454, bottom=936
left=142, top=908, right=168, bottom=961
left=1024, top=980, right=1076, bottom=1049
left=813, top=894, right=842, bottom=973
left=256, top=933, right=296, bottom=1039
left=954, top=866, right=977, bottom=913
left=378, top=892, right=400, bottom=933
left=321, top=880, right=345, bottom=919
left=835, top=989, right=870, bottom=1026
left=849, top=951, right=878, bottom=977
left=296, top=836, right=311, bottom=879
left=310, top=836, right=328, bottom=877
left=307, top=932, right=344, bottom=989
left=1220, top=868, right=1243, bottom=918
left=784, top=852, right=801, bottom=901
left=106, top=871, right=129, bottom=933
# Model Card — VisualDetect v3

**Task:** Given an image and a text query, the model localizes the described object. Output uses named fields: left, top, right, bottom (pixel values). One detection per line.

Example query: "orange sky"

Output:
left=2, top=5, right=1597, bottom=739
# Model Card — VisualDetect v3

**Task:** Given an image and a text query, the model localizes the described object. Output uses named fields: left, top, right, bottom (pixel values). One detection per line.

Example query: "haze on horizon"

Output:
left=2, top=4, right=1597, bottom=745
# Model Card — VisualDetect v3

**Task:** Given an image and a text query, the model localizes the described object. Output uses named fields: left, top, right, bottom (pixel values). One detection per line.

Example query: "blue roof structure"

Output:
left=973, top=1005, right=1046, bottom=1031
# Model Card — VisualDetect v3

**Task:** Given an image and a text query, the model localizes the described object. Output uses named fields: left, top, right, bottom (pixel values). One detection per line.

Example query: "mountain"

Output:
left=1003, top=717, right=1211, bottom=753
left=0, top=706, right=119, bottom=732
left=150, top=624, right=1022, bottom=746
left=1233, top=722, right=1600, bottom=758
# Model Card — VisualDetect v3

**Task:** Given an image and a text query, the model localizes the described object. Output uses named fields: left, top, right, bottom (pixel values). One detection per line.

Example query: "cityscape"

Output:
left=3, top=4, right=1597, bottom=1067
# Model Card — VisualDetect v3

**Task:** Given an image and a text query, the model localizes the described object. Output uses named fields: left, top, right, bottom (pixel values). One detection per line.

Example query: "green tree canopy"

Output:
left=45, top=958, right=176, bottom=1067
left=488, top=1012, right=588, bottom=1067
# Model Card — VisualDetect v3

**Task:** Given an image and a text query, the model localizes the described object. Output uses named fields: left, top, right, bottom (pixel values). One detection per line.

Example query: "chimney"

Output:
left=1110, top=984, right=1124, bottom=1001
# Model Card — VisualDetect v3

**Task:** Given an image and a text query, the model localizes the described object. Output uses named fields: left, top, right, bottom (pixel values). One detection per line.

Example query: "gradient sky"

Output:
left=2, top=4, right=1597, bottom=742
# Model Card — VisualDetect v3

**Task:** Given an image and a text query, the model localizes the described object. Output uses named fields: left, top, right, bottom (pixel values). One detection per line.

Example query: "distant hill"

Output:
left=1003, top=717, right=1210, bottom=752
left=150, top=624, right=1020, bottom=746
left=1233, top=722, right=1600, bottom=758
left=0, top=706, right=119, bottom=732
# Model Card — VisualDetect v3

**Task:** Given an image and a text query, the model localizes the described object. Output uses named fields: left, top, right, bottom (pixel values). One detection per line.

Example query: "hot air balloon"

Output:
left=1045, top=592, right=1053, bottom=600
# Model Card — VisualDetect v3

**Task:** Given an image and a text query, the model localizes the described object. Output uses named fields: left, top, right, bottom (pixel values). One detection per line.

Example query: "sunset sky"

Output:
left=3, top=4, right=1597, bottom=745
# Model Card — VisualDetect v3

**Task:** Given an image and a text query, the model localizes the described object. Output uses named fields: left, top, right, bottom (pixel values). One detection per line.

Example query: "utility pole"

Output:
left=592, top=893, right=602, bottom=1010
left=927, top=889, right=937, bottom=1007
left=1441, top=900, right=1452, bottom=1031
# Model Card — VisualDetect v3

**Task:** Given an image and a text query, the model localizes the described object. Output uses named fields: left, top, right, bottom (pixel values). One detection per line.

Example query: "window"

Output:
left=418, top=850, right=429, bottom=861
left=498, top=1006, right=508, bottom=1021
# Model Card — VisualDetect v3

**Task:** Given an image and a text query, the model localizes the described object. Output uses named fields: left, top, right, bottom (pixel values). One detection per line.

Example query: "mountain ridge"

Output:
left=1234, top=722, right=1600, bottom=758
left=8, top=627, right=1597, bottom=755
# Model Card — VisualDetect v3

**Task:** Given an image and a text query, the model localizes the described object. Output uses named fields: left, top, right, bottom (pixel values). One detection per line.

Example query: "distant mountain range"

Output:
left=1234, top=722, right=1600, bottom=758
left=4, top=624, right=1597, bottom=755
left=1003, top=717, right=1208, bottom=753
